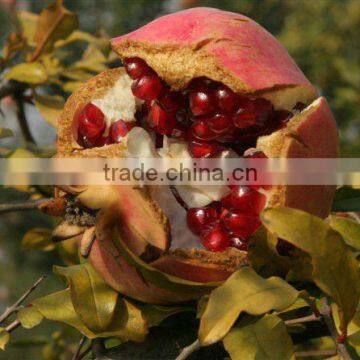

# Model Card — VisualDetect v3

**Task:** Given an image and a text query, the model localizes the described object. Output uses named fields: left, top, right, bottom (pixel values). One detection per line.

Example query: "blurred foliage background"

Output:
left=0, top=0, right=359, bottom=358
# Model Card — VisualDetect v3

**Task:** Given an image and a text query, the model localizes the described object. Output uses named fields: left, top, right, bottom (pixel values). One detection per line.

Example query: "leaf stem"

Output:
left=0, top=198, right=52, bottom=215
left=284, top=314, right=320, bottom=326
left=175, top=339, right=201, bottom=360
left=0, top=275, right=45, bottom=324
left=5, top=319, right=20, bottom=333
left=72, top=335, right=87, bottom=360
left=319, top=298, right=351, bottom=360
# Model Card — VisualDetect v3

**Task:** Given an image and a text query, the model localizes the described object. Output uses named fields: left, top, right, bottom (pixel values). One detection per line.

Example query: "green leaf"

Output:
left=329, top=215, right=360, bottom=250
left=5, top=62, right=47, bottom=84
left=60, top=69, right=93, bottom=81
left=223, top=314, right=294, bottom=360
left=261, top=207, right=360, bottom=334
left=20, top=289, right=147, bottom=341
left=17, top=10, right=39, bottom=46
left=248, top=226, right=290, bottom=277
left=56, top=236, right=79, bottom=265
left=0, top=128, right=13, bottom=139
left=54, top=262, right=118, bottom=333
left=31, top=1, right=78, bottom=59
left=140, top=304, right=194, bottom=328
left=18, top=306, right=44, bottom=329
left=22, top=228, right=54, bottom=251
left=34, top=93, right=64, bottom=127
left=332, top=186, right=360, bottom=212
left=0, top=328, right=9, bottom=351
left=198, top=267, right=298, bottom=345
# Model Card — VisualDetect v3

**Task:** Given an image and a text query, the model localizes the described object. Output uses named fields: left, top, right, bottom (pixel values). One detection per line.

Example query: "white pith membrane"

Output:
left=75, top=70, right=315, bottom=252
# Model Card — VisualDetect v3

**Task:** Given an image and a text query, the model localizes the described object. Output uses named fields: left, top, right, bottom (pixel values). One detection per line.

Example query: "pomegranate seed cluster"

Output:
left=73, top=57, right=304, bottom=253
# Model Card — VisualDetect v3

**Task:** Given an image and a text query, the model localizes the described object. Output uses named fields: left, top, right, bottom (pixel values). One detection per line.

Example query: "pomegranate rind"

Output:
left=111, top=7, right=317, bottom=109
left=57, top=68, right=128, bottom=154
left=257, top=97, right=339, bottom=218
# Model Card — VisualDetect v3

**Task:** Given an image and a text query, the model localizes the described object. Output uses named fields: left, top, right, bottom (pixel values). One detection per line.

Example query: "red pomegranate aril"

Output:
left=189, top=88, right=215, bottom=116
left=191, top=120, right=218, bottom=141
left=207, top=113, right=232, bottom=134
left=187, top=77, right=214, bottom=91
left=188, top=140, right=224, bottom=158
left=229, top=236, right=248, bottom=251
left=131, top=74, right=164, bottom=101
left=94, top=135, right=113, bottom=147
left=232, top=98, right=257, bottom=129
left=202, top=226, right=230, bottom=252
left=124, top=57, right=151, bottom=79
left=110, top=120, right=134, bottom=143
left=222, top=211, right=261, bottom=239
left=77, top=103, right=105, bottom=139
left=187, top=206, right=219, bottom=236
left=215, top=85, right=238, bottom=113
left=159, top=90, right=185, bottom=112
left=176, top=110, right=191, bottom=127
left=148, top=102, right=176, bottom=135
left=221, top=186, right=266, bottom=215
left=253, top=98, right=273, bottom=126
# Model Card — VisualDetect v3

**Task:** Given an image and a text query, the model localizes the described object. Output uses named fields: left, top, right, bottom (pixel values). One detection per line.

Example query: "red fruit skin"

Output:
left=131, top=74, right=164, bottom=100
left=112, top=8, right=316, bottom=98
left=202, top=226, right=230, bottom=252
left=77, top=103, right=105, bottom=139
left=221, top=186, right=266, bottom=215
left=223, top=211, right=261, bottom=239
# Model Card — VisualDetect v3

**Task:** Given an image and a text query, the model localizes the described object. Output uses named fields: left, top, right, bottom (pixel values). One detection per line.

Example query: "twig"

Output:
left=72, top=335, right=87, bottom=360
left=14, top=91, right=35, bottom=144
left=77, top=346, right=91, bottom=360
left=5, top=319, right=20, bottom=333
left=0, top=198, right=51, bottom=215
left=175, top=339, right=201, bottom=360
left=294, top=349, right=337, bottom=357
left=319, top=298, right=351, bottom=360
left=284, top=314, right=320, bottom=326
left=0, top=275, right=45, bottom=324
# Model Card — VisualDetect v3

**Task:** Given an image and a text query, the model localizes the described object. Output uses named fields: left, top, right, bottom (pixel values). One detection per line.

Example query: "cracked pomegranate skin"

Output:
left=56, top=8, right=339, bottom=304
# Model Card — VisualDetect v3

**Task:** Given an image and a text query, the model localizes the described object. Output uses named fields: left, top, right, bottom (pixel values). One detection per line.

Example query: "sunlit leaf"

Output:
left=34, top=93, right=64, bottom=127
left=56, top=236, right=79, bottom=265
left=18, top=306, right=44, bottom=329
left=0, top=128, right=13, bottom=139
left=60, top=69, right=93, bottom=81
left=54, top=262, right=118, bottom=332
left=0, top=328, right=9, bottom=351
left=22, top=228, right=55, bottom=251
left=140, top=304, right=194, bottom=328
left=31, top=1, right=78, bottom=60
left=72, top=46, right=108, bottom=73
left=40, top=54, right=62, bottom=77
left=329, top=215, right=360, bottom=250
left=62, top=81, right=83, bottom=93
left=332, top=186, right=360, bottom=212
left=198, top=267, right=298, bottom=345
left=19, top=289, right=147, bottom=341
left=261, top=207, right=360, bottom=334
left=17, top=10, right=39, bottom=46
left=5, top=62, right=47, bottom=84
left=223, top=314, right=294, bottom=360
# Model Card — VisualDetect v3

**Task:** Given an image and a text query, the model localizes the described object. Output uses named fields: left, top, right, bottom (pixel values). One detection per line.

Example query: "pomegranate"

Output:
left=56, top=8, right=338, bottom=304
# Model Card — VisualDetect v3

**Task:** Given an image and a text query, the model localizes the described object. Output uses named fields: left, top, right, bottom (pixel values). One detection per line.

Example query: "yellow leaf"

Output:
left=5, top=62, right=47, bottom=84
left=329, top=215, right=360, bottom=250
left=22, top=228, right=55, bottom=251
left=0, top=328, right=9, bottom=351
left=17, top=10, right=39, bottom=46
left=198, top=267, right=298, bottom=345
left=0, top=128, right=13, bottom=139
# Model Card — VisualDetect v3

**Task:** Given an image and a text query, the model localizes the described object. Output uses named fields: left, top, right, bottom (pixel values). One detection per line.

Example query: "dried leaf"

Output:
left=5, top=62, right=47, bottom=84
left=18, top=289, right=147, bottom=341
left=0, top=128, right=13, bottom=139
left=198, top=267, right=298, bottom=345
left=261, top=207, right=360, bottom=334
left=329, top=215, right=360, bottom=250
left=332, top=186, right=360, bottom=212
left=34, top=93, right=64, bottom=127
left=31, top=1, right=78, bottom=60
left=22, top=228, right=55, bottom=251
left=54, top=262, right=118, bottom=333
left=0, top=328, right=9, bottom=351
left=223, top=314, right=294, bottom=360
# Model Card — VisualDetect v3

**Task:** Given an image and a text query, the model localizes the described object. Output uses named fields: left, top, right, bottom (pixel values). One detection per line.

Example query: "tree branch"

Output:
left=320, top=298, right=351, bottom=360
left=284, top=314, right=320, bottom=326
left=14, top=91, right=35, bottom=144
left=0, top=198, right=52, bottom=215
left=5, top=319, right=20, bottom=333
left=0, top=275, right=45, bottom=324
left=175, top=339, right=201, bottom=360
left=72, top=335, right=87, bottom=360
left=294, top=349, right=337, bottom=357
left=0, top=81, right=26, bottom=101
